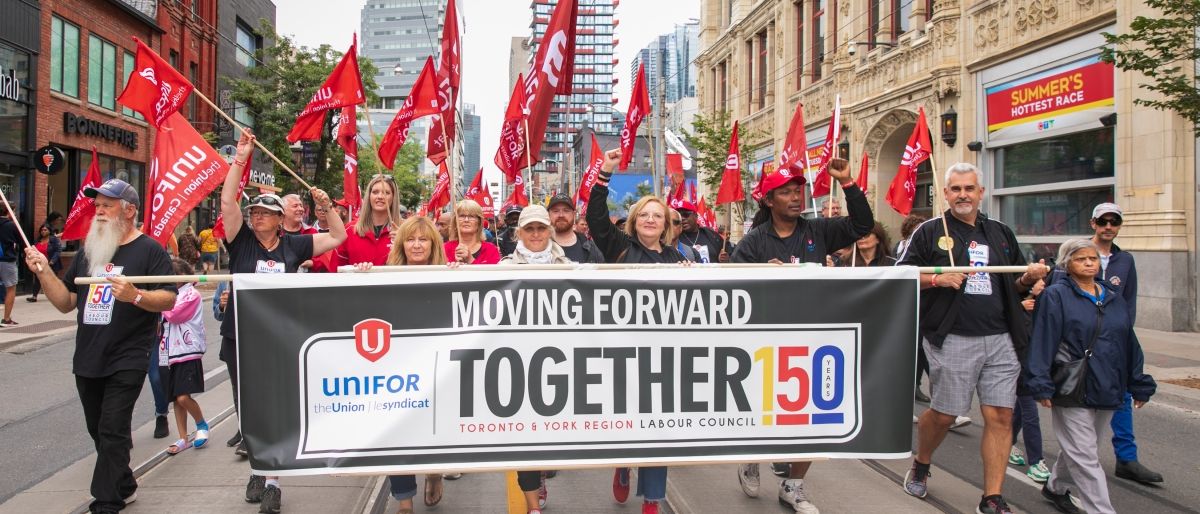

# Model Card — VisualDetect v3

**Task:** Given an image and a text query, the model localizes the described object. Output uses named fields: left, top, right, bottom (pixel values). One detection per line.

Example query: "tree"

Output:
left=355, top=135, right=430, bottom=210
left=225, top=22, right=382, bottom=195
left=683, top=110, right=764, bottom=213
left=1101, top=0, right=1200, bottom=130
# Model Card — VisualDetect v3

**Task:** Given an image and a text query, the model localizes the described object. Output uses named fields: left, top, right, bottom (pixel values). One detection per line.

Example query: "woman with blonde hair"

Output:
left=444, top=199, right=501, bottom=265
left=338, top=174, right=403, bottom=267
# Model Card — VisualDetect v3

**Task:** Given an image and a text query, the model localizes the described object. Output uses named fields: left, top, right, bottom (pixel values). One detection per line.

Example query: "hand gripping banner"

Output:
left=232, top=265, right=918, bottom=476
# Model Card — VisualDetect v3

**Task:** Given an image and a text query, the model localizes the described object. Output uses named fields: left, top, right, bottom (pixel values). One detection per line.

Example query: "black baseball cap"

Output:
left=504, top=205, right=523, bottom=216
left=547, top=193, right=574, bottom=211
left=84, top=179, right=140, bottom=207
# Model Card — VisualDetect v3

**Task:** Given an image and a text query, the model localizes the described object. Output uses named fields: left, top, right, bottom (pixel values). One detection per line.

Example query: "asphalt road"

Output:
left=0, top=312, right=228, bottom=504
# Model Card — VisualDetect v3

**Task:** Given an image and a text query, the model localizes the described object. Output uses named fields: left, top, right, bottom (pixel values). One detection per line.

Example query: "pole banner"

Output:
left=233, top=266, right=918, bottom=475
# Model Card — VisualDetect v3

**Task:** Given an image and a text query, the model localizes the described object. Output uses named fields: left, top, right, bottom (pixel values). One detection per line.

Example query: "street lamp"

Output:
left=393, top=64, right=403, bottom=76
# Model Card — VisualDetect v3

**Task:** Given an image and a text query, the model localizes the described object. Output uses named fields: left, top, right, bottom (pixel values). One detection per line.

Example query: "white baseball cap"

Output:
left=1092, top=202, right=1122, bottom=219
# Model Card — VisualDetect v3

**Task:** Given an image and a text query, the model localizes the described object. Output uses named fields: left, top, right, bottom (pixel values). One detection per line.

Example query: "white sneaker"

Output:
left=913, top=415, right=919, bottom=424
left=950, top=416, right=972, bottom=430
left=778, top=479, right=820, bottom=514
left=738, top=463, right=760, bottom=497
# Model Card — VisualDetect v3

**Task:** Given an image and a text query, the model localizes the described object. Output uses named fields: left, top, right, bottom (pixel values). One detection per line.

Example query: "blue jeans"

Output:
left=1112, top=392, right=1138, bottom=462
left=635, top=466, right=667, bottom=501
left=388, top=475, right=416, bottom=500
left=146, top=361, right=168, bottom=416
left=1011, top=394, right=1044, bottom=463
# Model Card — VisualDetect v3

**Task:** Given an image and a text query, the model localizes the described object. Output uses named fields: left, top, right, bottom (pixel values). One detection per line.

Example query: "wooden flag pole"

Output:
left=522, top=116, right=534, bottom=202
left=0, top=187, right=40, bottom=271
left=439, top=114, right=457, bottom=205
left=360, top=104, right=384, bottom=163
left=193, top=90, right=313, bottom=190
left=926, top=142, right=955, bottom=267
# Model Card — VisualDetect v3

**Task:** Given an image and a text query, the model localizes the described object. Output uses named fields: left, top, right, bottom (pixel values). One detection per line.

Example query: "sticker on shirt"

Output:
left=693, top=244, right=711, bottom=264
left=965, top=241, right=991, bottom=296
left=256, top=259, right=286, bottom=274
left=83, top=264, right=124, bottom=326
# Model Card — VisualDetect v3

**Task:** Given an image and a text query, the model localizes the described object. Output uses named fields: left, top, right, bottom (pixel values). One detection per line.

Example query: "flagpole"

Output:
left=361, top=104, right=384, bottom=163
left=926, top=136, right=954, bottom=267
left=439, top=114, right=457, bottom=205
left=193, top=91, right=313, bottom=190
left=522, top=116, right=533, bottom=202
left=0, top=187, right=40, bottom=272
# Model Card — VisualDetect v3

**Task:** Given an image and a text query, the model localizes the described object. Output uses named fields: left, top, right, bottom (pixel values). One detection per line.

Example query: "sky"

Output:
left=276, top=0, right=700, bottom=186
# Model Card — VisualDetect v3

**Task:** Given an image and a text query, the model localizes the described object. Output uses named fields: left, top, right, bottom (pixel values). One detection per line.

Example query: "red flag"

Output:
left=427, top=103, right=456, bottom=165
left=778, top=103, right=809, bottom=174
left=439, top=0, right=461, bottom=94
left=379, top=57, right=440, bottom=170
left=145, top=113, right=231, bottom=246
left=429, top=0, right=461, bottom=166
left=666, top=153, right=684, bottom=180
left=211, top=150, right=251, bottom=240
left=619, top=62, right=651, bottom=170
left=494, top=73, right=529, bottom=181
left=574, top=134, right=604, bottom=212
left=811, top=96, right=842, bottom=198
left=116, top=37, right=194, bottom=127
left=697, top=197, right=714, bottom=229
left=492, top=0, right=577, bottom=174
left=334, top=105, right=361, bottom=219
left=420, top=162, right=452, bottom=217
left=465, top=169, right=493, bottom=212
left=715, top=121, right=745, bottom=205
left=287, top=36, right=365, bottom=143
left=61, top=148, right=103, bottom=241
left=886, top=107, right=933, bottom=215
left=505, top=173, right=530, bottom=208
left=856, top=151, right=869, bottom=192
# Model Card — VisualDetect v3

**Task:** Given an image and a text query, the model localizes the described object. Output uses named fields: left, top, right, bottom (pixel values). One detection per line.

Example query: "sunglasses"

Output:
left=671, top=219, right=681, bottom=226
left=1094, top=217, right=1122, bottom=227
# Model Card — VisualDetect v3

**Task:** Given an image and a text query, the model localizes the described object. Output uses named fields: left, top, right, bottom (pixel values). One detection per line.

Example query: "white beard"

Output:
left=84, top=216, right=128, bottom=276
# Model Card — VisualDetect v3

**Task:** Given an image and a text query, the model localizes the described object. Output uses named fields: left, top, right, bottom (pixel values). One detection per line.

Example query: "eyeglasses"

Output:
left=1094, top=217, right=1122, bottom=227
left=248, top=210, right=279, bottom=218
left=371, top=174, right=397, bottom=183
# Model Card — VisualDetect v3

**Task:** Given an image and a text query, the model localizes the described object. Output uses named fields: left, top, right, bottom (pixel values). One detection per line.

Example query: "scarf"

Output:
left=515, top=241, right=556, bottom=264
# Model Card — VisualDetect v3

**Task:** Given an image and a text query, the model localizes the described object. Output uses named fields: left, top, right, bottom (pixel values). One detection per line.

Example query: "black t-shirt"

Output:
left=560, top=240, right=587, bottom=263
left=678, top=227, right=727, bottom=264
left=950, top=219, right=1008, bottom=336
left=63, top=234, right=177, bottom=378
left=0, top=217, right=20, bottom=262
left=220, top=226, right=314, bottom=341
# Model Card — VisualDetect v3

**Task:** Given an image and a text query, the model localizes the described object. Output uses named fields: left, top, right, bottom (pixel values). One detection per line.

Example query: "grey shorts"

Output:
left=923, top=333, right=1019, bottom=416
left=0, top=261, right=16, bottom=287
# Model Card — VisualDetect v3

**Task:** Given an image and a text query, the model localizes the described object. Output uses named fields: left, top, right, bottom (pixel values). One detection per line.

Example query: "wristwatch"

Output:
left=133, top=292, right=143, bottom=306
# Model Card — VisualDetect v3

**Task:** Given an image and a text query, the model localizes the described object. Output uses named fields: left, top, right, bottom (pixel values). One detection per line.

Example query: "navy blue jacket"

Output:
left=1049, top=242, right=1137, bottom=323
left=1025, top=279, right=1155, bottom=409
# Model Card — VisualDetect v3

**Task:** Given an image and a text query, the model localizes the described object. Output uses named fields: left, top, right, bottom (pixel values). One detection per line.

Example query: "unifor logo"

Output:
left=105, top=263, right=115, bottom=273
left=354, top=319, right=392, bottom=363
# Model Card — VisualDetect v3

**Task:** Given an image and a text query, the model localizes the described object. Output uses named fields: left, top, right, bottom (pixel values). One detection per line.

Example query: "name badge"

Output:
left=83, top=265, right=124, bottom=326
left=256, top=259, right=286, bottom=274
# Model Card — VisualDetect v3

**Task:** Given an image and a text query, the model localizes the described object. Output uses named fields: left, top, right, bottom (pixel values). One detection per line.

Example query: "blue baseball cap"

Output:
left=85, top=179, right=140, bottom=208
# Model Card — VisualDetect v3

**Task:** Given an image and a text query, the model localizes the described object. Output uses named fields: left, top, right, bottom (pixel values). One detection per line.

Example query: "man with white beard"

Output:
left=25, top=179, right=177, bottom=514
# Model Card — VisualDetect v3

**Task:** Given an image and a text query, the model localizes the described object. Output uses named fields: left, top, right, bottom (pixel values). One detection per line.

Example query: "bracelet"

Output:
left=930, top=274, right=939, bottom=288
left=233, top=159, right=247, bottom=167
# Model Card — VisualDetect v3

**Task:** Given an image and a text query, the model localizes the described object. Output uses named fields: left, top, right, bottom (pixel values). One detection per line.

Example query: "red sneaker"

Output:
left=642, top=500, right=659, bottom=514
left=538, top=472, right=548, bottom=509
left=612, top=468, right=630, bottom=504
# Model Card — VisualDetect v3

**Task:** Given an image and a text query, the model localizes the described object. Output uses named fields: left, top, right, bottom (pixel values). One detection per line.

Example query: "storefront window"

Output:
left=0, top=43, right=31, bottom=154
left=121, top=52, right=145, bottom=120
left=998, top=186, right=1113, bottom=237
left=996, top=128, right=1114, bottom=189
left=79, top=151, right=145, bottom=205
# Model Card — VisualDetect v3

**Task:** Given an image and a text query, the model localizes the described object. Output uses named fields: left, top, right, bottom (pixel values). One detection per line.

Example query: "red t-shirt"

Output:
left=336, top=226, right=393, bottom=267
left=444, top=240, right=500, bottom=265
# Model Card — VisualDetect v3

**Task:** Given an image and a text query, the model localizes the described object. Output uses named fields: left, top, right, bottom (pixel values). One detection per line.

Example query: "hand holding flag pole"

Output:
left=193, top=92, right=313, bottom=190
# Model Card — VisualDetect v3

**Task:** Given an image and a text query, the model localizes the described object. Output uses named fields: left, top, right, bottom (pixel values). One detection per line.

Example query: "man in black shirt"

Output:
left=897, top=163, right=1048, bottom=514
left=25, top=179, right=177, bottom=514
left=547, top=193, right=603, bottom=263
left=672, top=199, right=732, bottom=263
left=497, top=205, right=522, bottom=257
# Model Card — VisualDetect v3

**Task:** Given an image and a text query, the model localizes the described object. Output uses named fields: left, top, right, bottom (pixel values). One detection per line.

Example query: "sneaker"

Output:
left=0, top=319, right=18, bottom=327
left=1041, top=485, right=1080, bottom=513
left=738, top=463, right=761, bottom=497
left=612, top=468, right=630, bottom=504
left=641, top=500, right=660, bottom=514
left=1027, top=460, right=1051, bottom=482
left=903, top=462, right=931, bottom=499
left=235, top=440, right=248, bottom=457
left=976, top=494, right=1013, bottom=514
left=537, top=473, right=548, bottom=509
left=779, top=479, right=819, bottom=514
left=950, top=416, right=972, bottom=430
left=227, top=430, right=243, bottom=447
left=443, top=472, right=463, bottom=480
left=153, top=415, right=169, bottom=439
left=259, top=485, right=281, bottom=514
left=1008, top=445, right=1026, bottom=466
left=915, top=389, right=931, bottom=403
left=122, top=491, right=137, bottom=505
left=245, top=475, right=266, bottom=503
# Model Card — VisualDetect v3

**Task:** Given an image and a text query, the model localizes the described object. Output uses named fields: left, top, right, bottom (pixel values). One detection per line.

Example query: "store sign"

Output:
left=0, top=64, right=20, bottom=102
left=986, top=57, right=1114, bottom=134
left=63, top=112, right=139, bottom=150
left=249, top=168, right=276, bottom=188
left=33, top=146, right=67, bottom=175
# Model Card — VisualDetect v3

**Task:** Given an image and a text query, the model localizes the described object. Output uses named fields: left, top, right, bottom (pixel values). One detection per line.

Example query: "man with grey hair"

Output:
left=898, top=162, right=1049, bottom=514
left=280, top=194, right=308, bottom=236
left=24, top=179, right=178, bottom=513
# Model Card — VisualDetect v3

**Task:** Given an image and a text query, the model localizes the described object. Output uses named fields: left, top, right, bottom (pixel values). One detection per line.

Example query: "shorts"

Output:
left=201, top=252, right=218, bottom=264
left=924, top=333, right=1019, bottom=416
left=0, top=261, right=16, bottom=287
left=160, top=359, right=205, bottom=398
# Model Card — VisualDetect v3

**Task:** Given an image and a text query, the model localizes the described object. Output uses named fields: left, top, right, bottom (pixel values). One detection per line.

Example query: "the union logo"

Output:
left=354, top=319, right=392, bottom=363
left=105, top=263, right=114, bottom=273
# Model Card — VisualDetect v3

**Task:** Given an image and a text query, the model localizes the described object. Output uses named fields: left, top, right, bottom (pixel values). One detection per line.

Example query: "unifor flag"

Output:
left=427, top=0, right=461, bottom=165
left=378, top=57, right=440, bottom=170
left=61, top=147, right=103, bottom=241
left=287, top=35, right=365, bottom=143
left=811, top=95, right=842, bottom=198
left=574, top=134, right=604, bottom=211
left=697, top=197, right=715, bottom=229
left=715, top=121, right=745, bottom=205
left=420, top=162, right=451, bottom=217
left=465, top=169, right=493, bottom=213
left=492, top=0, right=577, bottom=174
left=619, top=62, right=651, bottom=170
left=116, top=37, right=194, bottom=127
left=145, top=113, right=230, bottom=246
left=886, top=107, right=933, bottom=215
left=494, top=73, right=529, bottom=181
left=777, top=103, right=809, bottom=174
left=505, top=172, right=529, bottom=208
left=211, top=150, right=251, bottom=241
left=334, top=104, right=361, bottom=219
left=856, top=151, right=870, bottom=192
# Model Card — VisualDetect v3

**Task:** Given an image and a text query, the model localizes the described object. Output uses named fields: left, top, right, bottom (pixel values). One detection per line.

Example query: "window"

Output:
left=756, top=31, right=768, bottom=110
left=795, top=3, right=804, bottom=89
left=894, top=0, right=911, bottom=36
left=50, top=16, right=80, bottom=97
left=812, top=0, right=825, bottom=80
left=88, top=36, right=117, bottom=110
left=191, top=0, right=200, bottom=18
left=995, top=128, right=1115, bottom=189
left=121, top=52, right=144, bottom=120
left=718, top=61, right=727, bottom=112
left=236, top=21, right=258, bottom=68
left=869, top=0, right=881, bottom=49
left=169, top=49, right=178, bottom=68
left=745, top=40, right=754, bottom=108
left=188, top=62, right=198, bottom=120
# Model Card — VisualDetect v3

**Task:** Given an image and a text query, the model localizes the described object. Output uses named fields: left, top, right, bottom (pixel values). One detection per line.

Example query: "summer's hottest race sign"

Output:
left=233, top=266, right=918, bottom=476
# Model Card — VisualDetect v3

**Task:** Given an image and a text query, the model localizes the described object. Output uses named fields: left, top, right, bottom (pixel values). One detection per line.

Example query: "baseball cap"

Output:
left=246, top=193, right=285, bottom=213
left=517, top=204, right=551, bottom=228
left=1092, top=203, right=1122, bottom=219
left=756, top=167, right=808, bottom=198
left=84, top=179, right=140, bottom=207
left=504, top=204, right=523, bottom=217
left=547, top=193, right=574, bottom=210
left=668, top=197, right=697, bottom=212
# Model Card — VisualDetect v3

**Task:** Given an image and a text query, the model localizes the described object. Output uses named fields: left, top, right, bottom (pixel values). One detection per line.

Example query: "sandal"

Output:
left=167, top=438, right=191, bottom=455
left=193, top=425, right=210, bottom=448
left=423, top=474, right=444, bottom=507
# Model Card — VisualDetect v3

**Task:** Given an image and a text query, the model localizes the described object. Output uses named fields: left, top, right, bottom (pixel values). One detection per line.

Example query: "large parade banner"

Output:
left=234, top=266, right=918, bottom=476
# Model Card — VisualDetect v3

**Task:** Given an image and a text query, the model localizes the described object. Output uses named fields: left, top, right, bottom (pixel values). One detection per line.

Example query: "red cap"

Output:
left=668, top=197, right=698, bottom=212
left=755, top=166, right=807, bottom=200
left=332, top=198, right=350, bottom=208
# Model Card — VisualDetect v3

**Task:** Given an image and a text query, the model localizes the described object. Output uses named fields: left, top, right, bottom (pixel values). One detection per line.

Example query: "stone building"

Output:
left=693, top=0, right=1197, bottom=330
